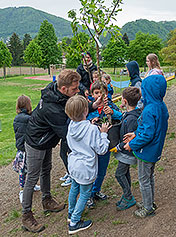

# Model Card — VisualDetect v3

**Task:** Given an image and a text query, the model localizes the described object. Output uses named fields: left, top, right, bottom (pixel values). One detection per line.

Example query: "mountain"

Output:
left=0, top=7, right=73, bottom=41
left=0, top=7, right=176, bottom=43
left=121, top=19, right=176, bottom=41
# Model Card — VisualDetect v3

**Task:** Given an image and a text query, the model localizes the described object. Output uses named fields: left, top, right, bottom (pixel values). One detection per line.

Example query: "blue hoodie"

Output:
left=129, top=75, right=169, bottom=163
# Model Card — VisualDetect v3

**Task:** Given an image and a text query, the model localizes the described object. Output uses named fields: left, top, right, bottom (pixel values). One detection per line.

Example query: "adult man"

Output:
left=22, top=70, right=81, bottom=233
left=22, top=69, right=103, bottom=233
left=77, top=52, right=97, bottom=95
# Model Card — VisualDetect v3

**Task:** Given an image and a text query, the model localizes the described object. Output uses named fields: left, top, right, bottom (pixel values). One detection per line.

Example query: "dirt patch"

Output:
left=0, top=86, right=176, bottom=237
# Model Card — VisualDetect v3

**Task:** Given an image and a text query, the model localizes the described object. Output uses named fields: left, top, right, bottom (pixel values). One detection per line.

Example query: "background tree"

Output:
left=62, top=32, right=96, bottom=68
left=68, top=0, right=122, bottom=78
left=102, top=37, right=127, bottom=73
left=128, top=32, right=163, bottom=70
left=8, top=33, right=24, bottom=66
left=122, top=33, right=129, bottom=46
left=24, top=39, right=43, bottom=74
left=160, top=29, right=176, bottom=67
left=0, top=41, right=12, bottom=79
left=23, top=33, right=32, bottom=50
left=37, top=20, right=60, bottom=74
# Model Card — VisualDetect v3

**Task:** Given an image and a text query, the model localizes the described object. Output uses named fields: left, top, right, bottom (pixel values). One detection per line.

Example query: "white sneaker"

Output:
left=19, top=190, right=23, bottom=203
left=34, top=185, right=40, bottom=191
left=61, top=176, right=72, bottom=187
left=60, top=173, right=69, bottom=181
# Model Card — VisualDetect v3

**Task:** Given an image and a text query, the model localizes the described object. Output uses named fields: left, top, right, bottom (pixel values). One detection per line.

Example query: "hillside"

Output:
left=0, top=7, right=73, bottom=41
left=121, top=19, right=176, bottom=41
left=0, top=7, right=175, bottom=43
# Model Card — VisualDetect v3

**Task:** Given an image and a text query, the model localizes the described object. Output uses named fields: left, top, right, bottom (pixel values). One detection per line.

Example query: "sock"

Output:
left=70, top=221, right=77, bottom=226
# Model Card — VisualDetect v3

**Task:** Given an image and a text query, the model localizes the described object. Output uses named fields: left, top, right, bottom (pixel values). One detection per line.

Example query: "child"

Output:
left=145, top=53, right=164, bottom=77
left=65, top=95, right=110, bottom=234
left=110, top=87, right=142, bottom=210
left=102, top=74, right=114, bottom=100
left=126, top=61, right=143, bottom=109
left=124, top=75, right=169, bottom=217
left=86, top=81, right=122, bottom=208
left=13, top=95, right=40, bottom=203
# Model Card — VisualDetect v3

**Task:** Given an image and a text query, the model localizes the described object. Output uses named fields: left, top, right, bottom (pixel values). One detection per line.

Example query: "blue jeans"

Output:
left=92, top=151, right=110, bottom=196
left=68, top=179, right=93, bottom=223
left=115, top=161, right=132, bottom=200
left=138, top=159, right=155, bottom=210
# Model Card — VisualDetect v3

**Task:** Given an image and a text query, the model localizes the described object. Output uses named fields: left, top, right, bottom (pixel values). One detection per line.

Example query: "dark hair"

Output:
left=91, top=81, right=108, bottom=94
left=86, top=51, right=92, bottom=58
left=16, top=95, right=32, bottom=114
left=122, top=87, right=141, bottom=107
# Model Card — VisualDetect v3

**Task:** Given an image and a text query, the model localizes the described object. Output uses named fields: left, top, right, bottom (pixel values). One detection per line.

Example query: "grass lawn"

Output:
left=0, top=76, right=50, bottom=166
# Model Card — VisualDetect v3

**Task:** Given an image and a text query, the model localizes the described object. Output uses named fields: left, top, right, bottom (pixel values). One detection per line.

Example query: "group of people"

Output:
left=12, top=52, right=168, bottom=235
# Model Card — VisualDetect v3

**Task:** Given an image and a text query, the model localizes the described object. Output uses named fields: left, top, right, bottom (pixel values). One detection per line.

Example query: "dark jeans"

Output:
left=22, top=143, right=52, bottom=213
left=115, top=161, right=132, bottom=200
left=138, top=159, right=155, bottom=210
left=60, top=139, right=69, bottom=173
left=92, top=151, right=110, bottom=196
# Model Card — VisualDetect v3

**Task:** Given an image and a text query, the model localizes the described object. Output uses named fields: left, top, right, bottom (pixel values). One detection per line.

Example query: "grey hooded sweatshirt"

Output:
left=67, top=120, right=110, bottom=185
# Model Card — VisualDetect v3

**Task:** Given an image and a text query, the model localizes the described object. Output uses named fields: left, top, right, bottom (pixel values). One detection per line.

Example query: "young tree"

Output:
left=8, top=33, right=24, bottom=66
left=102, top=37, right=128, bottom=73
left=128, top=32, right=163, bottom=69
left=160, top=29, right=176, bottom=66
left=62, top=32, right=96, bottom=68
left=0, top=41, right=12, bottom=79
left=68, top=0, right=122, bottom=78
left=23, top=33, right=32, bottom=50
left=24, top=40, right=43, bottom=74
left=37, top=20, right=60, bottom=74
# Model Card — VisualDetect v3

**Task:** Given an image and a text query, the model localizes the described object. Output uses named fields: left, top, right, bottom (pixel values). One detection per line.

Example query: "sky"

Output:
left=0, top=0, right=176, bottom=27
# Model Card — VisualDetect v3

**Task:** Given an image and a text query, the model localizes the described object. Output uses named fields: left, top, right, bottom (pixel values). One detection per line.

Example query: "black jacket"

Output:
left=77, top=63, right=97, bottom=93
left=25, top=82, right=70, bottom=150
left=118, top=108, right=142, bottom=156
left=13, top=109, right=31, bottom=151
left=25, top=82, right=96, bottom=150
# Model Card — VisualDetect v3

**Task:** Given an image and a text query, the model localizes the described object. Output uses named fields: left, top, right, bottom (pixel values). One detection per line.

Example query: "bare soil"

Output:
left=0, top=85, right=176, bottom=237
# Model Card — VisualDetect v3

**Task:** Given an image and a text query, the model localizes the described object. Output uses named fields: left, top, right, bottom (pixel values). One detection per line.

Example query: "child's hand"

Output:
left=103, top=106, right=113, bottom=115
left=91, top=117, right=99, bottom=124
left=123, top=132, right=136, bottom=143
left=100, top=122, right=111, bottom=133
left=103, top=95, right=108, bottom=106
left=124, top=142, right=132, bottom=151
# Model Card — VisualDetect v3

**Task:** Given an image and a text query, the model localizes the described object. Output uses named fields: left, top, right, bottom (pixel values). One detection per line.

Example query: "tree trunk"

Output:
left=3, top=66, right=6, bottom=80
left=96, top=42, right=101, bottom=80
left=48, top=66, right=50, bottom=75
left=114, top=64, right=116, bottom=74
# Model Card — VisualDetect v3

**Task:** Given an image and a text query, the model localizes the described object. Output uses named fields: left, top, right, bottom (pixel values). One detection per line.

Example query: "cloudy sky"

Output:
left=0, top=0, right=175, bottom=27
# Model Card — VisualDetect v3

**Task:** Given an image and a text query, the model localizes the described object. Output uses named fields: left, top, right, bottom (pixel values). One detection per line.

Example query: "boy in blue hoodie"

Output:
left=86, top=81, right=122, bottom=207
left=65, top=95, right=110, bottom=234
left=124, top=75, right=169, bottom=218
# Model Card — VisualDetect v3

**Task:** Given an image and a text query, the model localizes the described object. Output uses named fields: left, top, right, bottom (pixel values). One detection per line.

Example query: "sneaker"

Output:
left=116, top=194, right=124, bottom=206
left=134, top=206, right=155, bottom=218
left=22, top=211, right=45, bottom=233
left=116, top=195, right=136, bottom=211
left=61, top=176, right=72, bottom=187
left=42, top=196, right=66, bottom=213
left=67, top=213, right=71, bottom=222
left=136, top=201, right=157, bottom=211
left=34, top=185, right=40, bottom=191
left=68, top=220, right=92, bottom=235
left=94, top=191, right=107, bottom=201
left=60, top=173, right=69, bottom=181
left=86, top=197, right=95, bottom=209
left=19, top=190, right=23, bottom=204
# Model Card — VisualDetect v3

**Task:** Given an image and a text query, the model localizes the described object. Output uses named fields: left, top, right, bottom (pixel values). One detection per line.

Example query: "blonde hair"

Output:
left=147, top=53, right=161, bottom=69
left=65, top=95, right=88, bottom=122
left=57, top=69, right=80, bottom=89
left=16, top=95, right=32, bottom=114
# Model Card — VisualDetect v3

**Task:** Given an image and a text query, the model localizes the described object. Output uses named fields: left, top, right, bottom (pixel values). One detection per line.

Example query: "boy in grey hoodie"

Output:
left=65, top=95, right=110, bottom=235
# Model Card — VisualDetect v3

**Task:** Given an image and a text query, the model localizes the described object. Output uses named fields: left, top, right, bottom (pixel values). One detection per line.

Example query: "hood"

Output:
left=69, top=120, right=91, bottom=141
left=123, top=108, right=141, bottom=120
left=126, top=61, right=140, bottom=81
left=41, top=82, right=69, bottom=104
left=141, top=75, right=167, bottom=106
